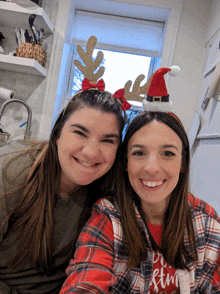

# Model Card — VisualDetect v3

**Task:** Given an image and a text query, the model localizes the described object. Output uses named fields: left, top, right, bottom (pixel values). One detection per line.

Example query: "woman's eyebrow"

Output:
left=162, top=144, right=179, bottom=150
left=70, top=124, right=89, bottom=133
left=129, top=144, right=179, bottom=150
left=130, top=144, right=144, bottom=150
left=104, top=134, right=120, bottom=140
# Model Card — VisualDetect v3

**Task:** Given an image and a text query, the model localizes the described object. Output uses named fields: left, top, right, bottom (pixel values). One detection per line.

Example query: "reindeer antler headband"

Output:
left=72, top=35, right=131, bottom=111
left=74, top=36, right=105, bottom=89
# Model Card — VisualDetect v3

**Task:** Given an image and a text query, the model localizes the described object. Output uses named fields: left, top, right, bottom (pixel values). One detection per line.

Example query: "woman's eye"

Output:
left=164, top=151, right=175, bottom=157
left=74, top=130, right=86, bottom=137
left=132, top=151, right=144, bottom=156
left=102, top=139, right=115, bottom=144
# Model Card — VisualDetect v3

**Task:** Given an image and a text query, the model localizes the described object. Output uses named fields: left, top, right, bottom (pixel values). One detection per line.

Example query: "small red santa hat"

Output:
left=142, top=65, right=180, bottom=112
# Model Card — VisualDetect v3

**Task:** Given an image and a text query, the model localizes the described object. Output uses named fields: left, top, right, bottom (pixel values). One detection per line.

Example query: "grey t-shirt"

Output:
left=0, top=191, right=88, bottom=294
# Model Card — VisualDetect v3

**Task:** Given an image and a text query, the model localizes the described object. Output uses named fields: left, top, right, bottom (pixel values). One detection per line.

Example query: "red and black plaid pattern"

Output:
left=60, top=194, right=220, bottom=294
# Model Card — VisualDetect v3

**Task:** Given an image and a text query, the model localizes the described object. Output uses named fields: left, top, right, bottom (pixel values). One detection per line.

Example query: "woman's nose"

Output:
left=143, top=155, right=160, bottom=174
left=82, top=139, right=100, bottom=159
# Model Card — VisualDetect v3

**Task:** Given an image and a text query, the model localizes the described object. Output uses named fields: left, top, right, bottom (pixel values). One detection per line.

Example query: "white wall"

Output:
left=189, top=0, right=220, bottom=215
left=169, top=0, right=212, bottom=131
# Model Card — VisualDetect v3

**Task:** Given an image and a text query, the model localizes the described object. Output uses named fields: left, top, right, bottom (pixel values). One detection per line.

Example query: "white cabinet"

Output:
left=0, top=2, right=53, bottom=76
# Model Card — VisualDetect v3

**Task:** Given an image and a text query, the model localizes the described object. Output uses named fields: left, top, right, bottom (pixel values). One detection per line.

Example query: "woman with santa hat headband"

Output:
left=60, top=66, right=220, bottom=294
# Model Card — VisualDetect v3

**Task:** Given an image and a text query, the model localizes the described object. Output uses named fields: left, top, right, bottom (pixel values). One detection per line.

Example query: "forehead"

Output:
left=129, top=120, right=182, bottom=147
left=65, top=107, right=119, bottom=130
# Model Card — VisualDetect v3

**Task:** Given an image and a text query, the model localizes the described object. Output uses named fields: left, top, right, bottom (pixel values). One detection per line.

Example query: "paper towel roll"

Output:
left=0, top=87, right=16, bottom=100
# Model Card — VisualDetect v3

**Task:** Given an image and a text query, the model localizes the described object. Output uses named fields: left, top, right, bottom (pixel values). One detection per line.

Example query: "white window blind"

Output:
left=72, top=9, right=165, bottom=57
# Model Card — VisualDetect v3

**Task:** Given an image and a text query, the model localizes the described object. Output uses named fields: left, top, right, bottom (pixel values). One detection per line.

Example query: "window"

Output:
left=66, top=9, right=164, bottom=97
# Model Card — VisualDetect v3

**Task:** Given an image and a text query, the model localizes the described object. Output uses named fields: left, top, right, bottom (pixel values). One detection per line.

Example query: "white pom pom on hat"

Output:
left=142, top=65, right=180, bottom=112
left=169, top=65, right=180, bottom=76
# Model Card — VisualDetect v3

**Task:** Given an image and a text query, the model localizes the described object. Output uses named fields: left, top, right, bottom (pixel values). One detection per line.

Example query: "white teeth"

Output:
left=142, top=180, right=163, bottom=187
left=76, top=158, right=97, bottom=167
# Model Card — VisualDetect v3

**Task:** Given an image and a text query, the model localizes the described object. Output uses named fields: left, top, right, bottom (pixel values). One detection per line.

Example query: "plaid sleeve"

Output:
left=59, top=209, right=117, bottom=294
left=212, top=252, right=220, bottom=292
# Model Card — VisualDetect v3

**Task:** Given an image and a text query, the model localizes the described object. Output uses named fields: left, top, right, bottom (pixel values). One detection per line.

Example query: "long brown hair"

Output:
left=116, top=111, right=197, bottom=269
left=1, top=90, right=125, bottom=273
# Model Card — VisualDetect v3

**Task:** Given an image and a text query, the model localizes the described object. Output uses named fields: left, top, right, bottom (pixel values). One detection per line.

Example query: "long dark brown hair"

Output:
left=116, top=111, right=198, bottom=269
left=1, top=90, right=125, bottom=273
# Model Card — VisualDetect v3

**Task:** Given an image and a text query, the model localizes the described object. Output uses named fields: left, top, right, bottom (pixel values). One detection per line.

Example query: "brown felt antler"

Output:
left=124, top=74, right=152, bottom=102
left=74, top=36, right=105, bottom=84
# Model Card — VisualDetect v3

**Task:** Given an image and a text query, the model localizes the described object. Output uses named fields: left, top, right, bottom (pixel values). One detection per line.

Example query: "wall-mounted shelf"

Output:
left=0, top=2, right=53, bottom=33
left=0, top=2, right=52, bottom=77
left=0, top=54, right=46, bottom=76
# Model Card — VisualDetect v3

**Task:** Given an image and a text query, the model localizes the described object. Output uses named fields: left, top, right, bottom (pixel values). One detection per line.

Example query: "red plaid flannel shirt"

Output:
left=60, top=194, right=220, bottom=293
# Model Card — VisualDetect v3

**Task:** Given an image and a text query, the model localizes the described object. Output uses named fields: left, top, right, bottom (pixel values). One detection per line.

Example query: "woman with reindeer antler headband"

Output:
left=60, top=67, right=220, bottom=294
left=0, top=36, right=132, bottom=294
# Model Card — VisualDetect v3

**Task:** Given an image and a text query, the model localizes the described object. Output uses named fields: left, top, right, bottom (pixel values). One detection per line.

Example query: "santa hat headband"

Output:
left=117, top=65, right=180, bottom=114
left=142, top=66, right=180, bottom=112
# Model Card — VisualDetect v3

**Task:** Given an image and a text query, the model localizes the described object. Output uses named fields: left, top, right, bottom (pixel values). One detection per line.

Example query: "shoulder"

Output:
left=0, top=141, right=32, bottom=169
left=94, top=197, right=120, bottom=218
left=1, top=141, right=46, bottom=191
left=0, top=141, right=36, bottom=195
left=188, top=193, right=220, bottom=224
left=188, top=194, right=220, bottom=280
left=76, top=199, right=115, bottom=244
left=0, top=141, right=44, bottom=169
left=92, top=197, right=124, bottom=239
left=0, top=141, right=47, bottom=241
left=92, top=197, right=121, bottom=225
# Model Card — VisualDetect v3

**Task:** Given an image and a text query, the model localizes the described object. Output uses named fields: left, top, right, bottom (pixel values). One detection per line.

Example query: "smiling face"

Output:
left=127, top=120, right=182, bottom=218
left=56, top=107, right=120, bottom=196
